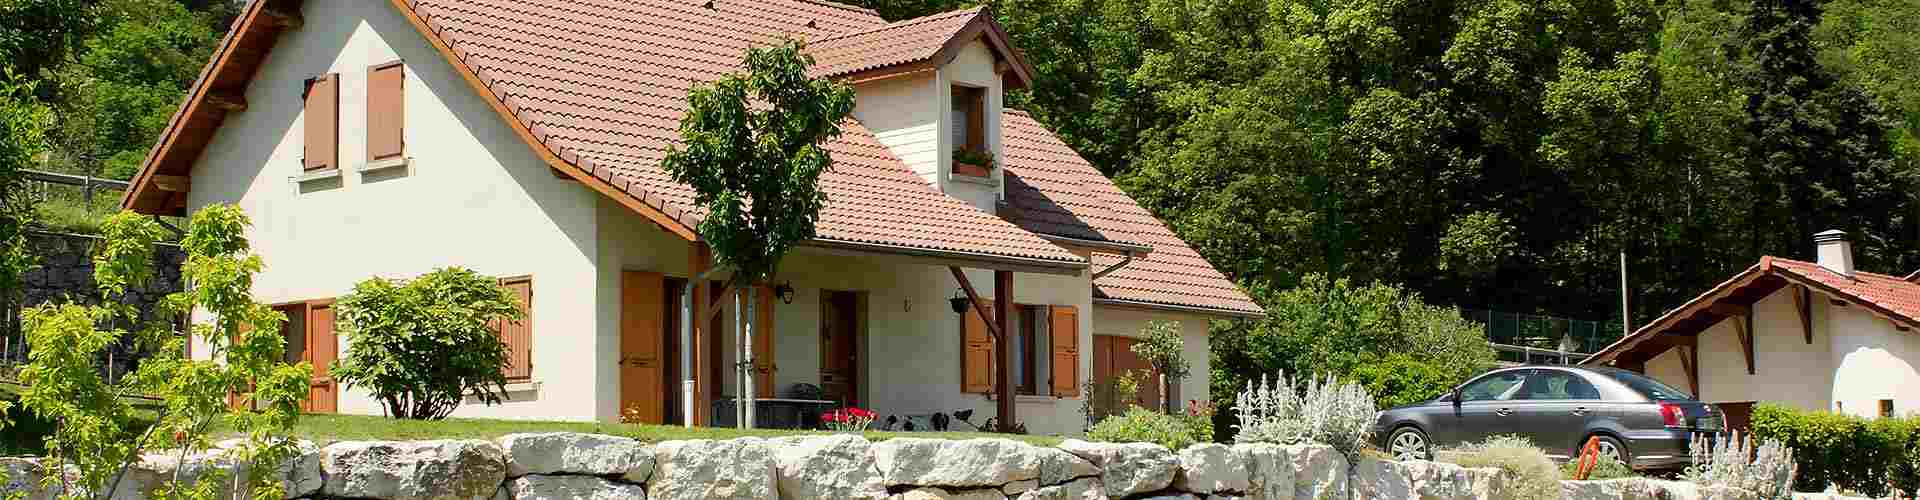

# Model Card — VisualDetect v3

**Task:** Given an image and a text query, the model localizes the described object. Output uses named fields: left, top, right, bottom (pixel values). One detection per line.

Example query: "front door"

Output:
left=621, top=271, right=667, bottom=424
left=1093, top=335, right=1161, bottom=410
left=276, top=302, right=337, bottom=414
left=819, top=291, right=859, bottom=405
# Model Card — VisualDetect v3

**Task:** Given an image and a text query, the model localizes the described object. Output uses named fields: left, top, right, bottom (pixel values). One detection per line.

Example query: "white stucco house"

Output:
left=117, top=0, right=1261, bottom=436
left=1585, top=230, right=1920, bottom=429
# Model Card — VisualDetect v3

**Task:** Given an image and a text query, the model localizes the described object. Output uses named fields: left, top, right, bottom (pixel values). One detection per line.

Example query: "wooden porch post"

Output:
left=994, top=270, right=1015, bottom=430
left=689, top=242, right=711, bottom=426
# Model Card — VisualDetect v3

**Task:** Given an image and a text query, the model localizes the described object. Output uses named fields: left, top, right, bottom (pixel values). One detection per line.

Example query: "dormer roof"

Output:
left=805, top=6, right=1035, bottom=88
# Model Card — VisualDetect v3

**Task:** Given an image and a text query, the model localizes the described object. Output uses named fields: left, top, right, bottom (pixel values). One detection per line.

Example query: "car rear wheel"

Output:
left=1389, top=426, right=1432, bottom=461
left=1591, top=435, right=1629, bottom=467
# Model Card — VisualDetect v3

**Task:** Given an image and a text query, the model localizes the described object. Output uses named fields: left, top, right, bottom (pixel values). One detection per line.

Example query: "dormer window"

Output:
left=951, top=84, right=991, bottom=177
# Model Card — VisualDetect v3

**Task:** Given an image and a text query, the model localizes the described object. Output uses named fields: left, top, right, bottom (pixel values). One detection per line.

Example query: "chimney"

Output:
left=1815, top=230, right=1854, bottom=277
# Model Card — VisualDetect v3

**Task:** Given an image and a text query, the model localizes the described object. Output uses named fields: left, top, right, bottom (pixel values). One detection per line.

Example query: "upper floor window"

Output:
left=367, top=61, right=405, bottom=164
left=950, top=84, right=989, bottom=177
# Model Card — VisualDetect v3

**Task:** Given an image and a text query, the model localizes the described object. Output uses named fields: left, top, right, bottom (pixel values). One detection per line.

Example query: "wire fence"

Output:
left=1462, top=309, right=1626, bottom=365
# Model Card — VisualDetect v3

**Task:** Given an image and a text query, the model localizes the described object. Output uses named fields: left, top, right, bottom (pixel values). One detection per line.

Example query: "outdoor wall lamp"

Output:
left=949, top=289, right=971, bottom=314
left=773, top=282, right=795, bottom=304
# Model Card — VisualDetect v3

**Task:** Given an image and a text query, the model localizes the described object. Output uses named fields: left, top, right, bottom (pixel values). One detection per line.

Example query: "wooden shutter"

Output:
left=499, top=277, right=534, bottom=380
left=306, top=302, right=338, bottom=414
left=753, top=286, right=776, bottom=396
left=965, top=89, right=985, bottom=152
left=367, top=62, right=405, bottom=162
left=1049, top=306, right=1078, bottom=398
left=302, top=74, right=338, bottom=171
left=961, top=300, right=995, bottom=394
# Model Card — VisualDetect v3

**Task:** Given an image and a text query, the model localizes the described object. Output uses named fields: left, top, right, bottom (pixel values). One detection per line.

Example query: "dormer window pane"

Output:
left=951, top=85, right=984, bottom=152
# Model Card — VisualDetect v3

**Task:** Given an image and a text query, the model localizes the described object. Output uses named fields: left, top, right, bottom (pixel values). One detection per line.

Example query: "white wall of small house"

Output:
left=184, top=0, right=608, bottom=421
left=850, top=71, right=940, bottom=188
left=1091, top=305, right=1215, bottom=412
left=1640, top=285, right=1920, bottom=417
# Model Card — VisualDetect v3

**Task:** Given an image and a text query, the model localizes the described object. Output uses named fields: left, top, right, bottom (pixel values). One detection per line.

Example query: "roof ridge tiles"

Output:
left=812, top=5, right=984, bottom=43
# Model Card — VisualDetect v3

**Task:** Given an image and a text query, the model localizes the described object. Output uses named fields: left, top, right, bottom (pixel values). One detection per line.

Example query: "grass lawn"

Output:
left=240, top=413, right=1065, bottom=447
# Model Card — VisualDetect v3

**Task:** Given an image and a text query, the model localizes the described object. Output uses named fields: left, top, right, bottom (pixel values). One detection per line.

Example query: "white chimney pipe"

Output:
left=1815, top=230, right=1854, bottom=277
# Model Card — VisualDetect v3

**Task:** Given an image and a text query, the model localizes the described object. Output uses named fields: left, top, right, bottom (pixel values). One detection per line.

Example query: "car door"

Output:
left=1439, top=369, right=1532, bottom=447
left=1513, top=368, right=1604, bottom=457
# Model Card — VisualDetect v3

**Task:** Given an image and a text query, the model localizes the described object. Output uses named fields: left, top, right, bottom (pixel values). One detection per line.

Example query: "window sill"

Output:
left=358, top=156, right=410, bottom=174
left=290, top=168, right=342, bottom=184
left=950, top=172, right=999, bottom=187
left=503, top=380, right=540, bottom=393
left=985, top=393, right=1068, bottom=403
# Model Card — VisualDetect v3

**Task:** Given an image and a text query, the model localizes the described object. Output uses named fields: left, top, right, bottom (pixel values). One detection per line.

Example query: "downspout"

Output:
left=744, top=291, right=756, bottom=429
left=1091, top=250, right=1137, bottom=281
left=681, top=267, right=722, bottom=428
left=735, top=290, right=745, bottom=428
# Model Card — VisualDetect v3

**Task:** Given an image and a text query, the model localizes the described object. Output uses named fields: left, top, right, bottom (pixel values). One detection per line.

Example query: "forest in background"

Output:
left=2, top=0, right=1917, bottom=357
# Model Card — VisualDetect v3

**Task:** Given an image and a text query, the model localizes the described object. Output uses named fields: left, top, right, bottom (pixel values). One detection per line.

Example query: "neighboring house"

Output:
left=118, top=0, right=1261, bottom=435
left=1584, top=231, right=1920, bottom=429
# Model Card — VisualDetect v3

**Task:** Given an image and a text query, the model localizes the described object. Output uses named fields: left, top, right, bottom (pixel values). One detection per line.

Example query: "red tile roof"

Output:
left=405, top=0, right=1081, bottom=265
left=1001, top=111, right=1263, bottom=316
left=1584, top=256, right=1920, bottom=365
left=806, top=7, right=984, bottom=77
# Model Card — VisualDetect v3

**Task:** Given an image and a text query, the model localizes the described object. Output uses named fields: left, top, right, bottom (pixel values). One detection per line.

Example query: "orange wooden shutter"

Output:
left=961, top=300, right=995, bottom=394
left=367, top=62, right=405, bottom=161
left=307, top=302, right=338, bottom=413
left=499, top=278, right=534, bottom=380
left=754, top=286, right=776, bottom=396
left=1049, top=306, right=1078, bottom=398
left=302, top=74, right=338, bottom=171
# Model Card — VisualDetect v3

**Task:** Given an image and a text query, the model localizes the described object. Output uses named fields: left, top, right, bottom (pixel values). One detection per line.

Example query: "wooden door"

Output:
left=306, top=303, right=338, bottom=413
left=1094, top=335, right=1160, bottom=410
left=621, top=271, right=667, bottom=424
left=819, top=291, right=859, bottom=405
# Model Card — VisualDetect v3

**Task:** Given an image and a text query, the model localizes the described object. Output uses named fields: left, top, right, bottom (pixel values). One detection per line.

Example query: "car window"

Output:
left=1459, top=371, right=1529, bottom=402
left=1517, top=370, right=1601, bottom=400
left=1598, top=368, right=1693, bottom=401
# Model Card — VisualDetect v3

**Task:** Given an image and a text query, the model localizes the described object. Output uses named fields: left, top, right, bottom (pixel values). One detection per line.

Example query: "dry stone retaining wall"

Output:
left=0, top=434, right=1790, bottom=500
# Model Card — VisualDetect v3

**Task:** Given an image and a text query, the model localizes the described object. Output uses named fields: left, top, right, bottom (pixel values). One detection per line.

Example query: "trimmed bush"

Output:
left=1449, top=435, right=1561, bottom=500
left=1748, top=403, right=1918, bottom=497
left=1087, top=406, right=1207, bottom=450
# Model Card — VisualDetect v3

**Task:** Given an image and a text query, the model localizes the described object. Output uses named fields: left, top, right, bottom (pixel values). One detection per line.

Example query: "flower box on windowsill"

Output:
left=953, top=161, right=992, bottom=178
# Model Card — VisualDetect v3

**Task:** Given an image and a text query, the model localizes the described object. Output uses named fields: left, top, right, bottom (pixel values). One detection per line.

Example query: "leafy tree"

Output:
left=49, top=0, right=222, bottom=179
left=331, top=268, right=523, bottom=420
left=659, top=38, right=855, bottom=287
left=6, top=206, right=310, bottom=498
left=1, top=68, right=49, bottom=328
left=1129, top=320, right=1189, bottom=413
left=0, top=0, right=95, bottom=82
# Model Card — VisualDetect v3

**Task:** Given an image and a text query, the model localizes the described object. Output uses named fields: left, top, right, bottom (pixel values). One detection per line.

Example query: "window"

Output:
left=495, top=277, right=534, bottom=380
left=1459, top=370, right=1528, bottom=402
left=302, top=73, right=340, bottom=171
left=1596, top=367, right=1693, bottom=400
left=1011, top=305, right=1047, bottom=395
left=1517, top=370, right=1600, bottom=400
left=961, top=302, right=1078, bottom=398
left=950, top=85, right=984, bottom=152
left=367, top=62, right=405, bottom=163
left=1882, top=399, right=1896, bottom=418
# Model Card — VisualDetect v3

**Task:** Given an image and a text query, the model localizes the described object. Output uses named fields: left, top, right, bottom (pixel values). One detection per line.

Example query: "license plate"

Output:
left=1696, top=415, right=1723, bottom=431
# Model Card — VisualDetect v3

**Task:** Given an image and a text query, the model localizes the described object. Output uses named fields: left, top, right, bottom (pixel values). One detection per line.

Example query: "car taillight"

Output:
left=1660, top=403, right=1686, bottom=428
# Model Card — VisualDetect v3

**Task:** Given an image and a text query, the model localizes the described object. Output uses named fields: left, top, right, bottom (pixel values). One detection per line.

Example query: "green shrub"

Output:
left=332, top=267, right=524, bottom=420
left=1087, top=407, right=1207, bottom=450
left=1449, top=435, right=1561, bottom=500
left=1561, top=452, right=1636, bottom=480
left=1748, top=403, right=1918, bottom=497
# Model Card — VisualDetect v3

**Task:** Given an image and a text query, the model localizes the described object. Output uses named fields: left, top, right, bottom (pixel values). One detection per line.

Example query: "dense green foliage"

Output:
left=1211, top=275, right=1495, bottom=414
left=332, top=268, right=523, bottom=420
left=0, top=69, right=48, bottom=310
left=1749, top=403, right=1920, bottom=497
left=660, top=39, right=855, bottom=286
left=1561, top=452, right=1636, bottom=481
left=1086, top=406, right=1209, bottom=451
left=4, top=206, right=308, bottom=498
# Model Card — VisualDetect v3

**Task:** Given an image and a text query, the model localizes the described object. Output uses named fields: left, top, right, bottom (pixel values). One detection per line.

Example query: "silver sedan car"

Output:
left=1372, top=365, right=1722, bottom=470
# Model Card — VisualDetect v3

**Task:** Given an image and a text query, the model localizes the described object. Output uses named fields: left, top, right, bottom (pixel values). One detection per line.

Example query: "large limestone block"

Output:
left=1354, top=458, right=1413, bottom=500
left=1284, top=444, right=1348, bottom=500
left=1175, top=443, right=1250, bottom=494
left=772, top=434, right=886, bottom=500
left=1037, top=448, right=1101, bottom=486
left=1401, top=460, right=1501, bottom=500
left=496, top=433, right=653, bottom=482
left=508, top=474, right=648, bottom=500
left=1234, top=444, right=1294, bottom=500
left=1058, top=439, right=1177, bottom=498
left=649, top=438, right=778, bottom=500
left=1016, top=477, right=1104, bottom=500
left=321, top=440, right=509, bottom=500
left=873, top=438, right=1044, bottom=488
left=891, top=486, right=1010, bottom=500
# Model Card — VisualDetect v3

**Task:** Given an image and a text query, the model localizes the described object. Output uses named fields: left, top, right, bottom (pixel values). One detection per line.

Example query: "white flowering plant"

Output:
left=1232, top=371, right=1377, bottom=458
left=1684, top=430, right=1798, bottom=499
